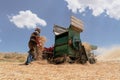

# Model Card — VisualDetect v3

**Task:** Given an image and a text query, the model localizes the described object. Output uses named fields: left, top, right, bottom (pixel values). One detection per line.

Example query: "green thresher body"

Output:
left=53, top=16, right=84, bottom=58
left=51, top=16, right=96, bottom=64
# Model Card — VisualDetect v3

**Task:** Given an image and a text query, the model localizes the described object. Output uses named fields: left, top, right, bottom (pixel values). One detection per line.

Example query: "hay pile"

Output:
left=35, top=36, right=47, bottom=60
left=38, top=36, right=47, bottom=51
left=82, top=42, right=92, bottom=53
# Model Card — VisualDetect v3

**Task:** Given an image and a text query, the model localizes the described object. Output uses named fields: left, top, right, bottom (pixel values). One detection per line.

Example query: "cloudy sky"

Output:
left=0, top=0, right=120, bottom=54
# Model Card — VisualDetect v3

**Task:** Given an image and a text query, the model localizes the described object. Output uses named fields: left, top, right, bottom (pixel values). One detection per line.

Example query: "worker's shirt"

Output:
left=30, top=31, right=40, bottom=42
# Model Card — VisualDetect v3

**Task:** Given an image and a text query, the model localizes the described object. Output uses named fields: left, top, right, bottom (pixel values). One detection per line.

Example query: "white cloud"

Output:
left=65, top=0, right=120, bottom=20
left=9, top=10, right=47, bottom=29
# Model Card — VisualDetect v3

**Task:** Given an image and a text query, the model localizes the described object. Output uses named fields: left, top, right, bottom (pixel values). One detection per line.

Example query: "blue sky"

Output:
left=0, top=0, right=120, bottom=54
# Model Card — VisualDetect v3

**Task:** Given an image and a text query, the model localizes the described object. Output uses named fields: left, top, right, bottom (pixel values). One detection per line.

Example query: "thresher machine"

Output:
left=43, top=16, right=96, bottom=64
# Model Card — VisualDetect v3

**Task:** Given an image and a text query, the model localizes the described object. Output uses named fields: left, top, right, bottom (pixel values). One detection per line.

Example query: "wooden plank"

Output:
left=71, top=18, right=83, bottom=27
left=70, top=16, right=84, bottom=32
left=71, top=16, right=83, bottom=24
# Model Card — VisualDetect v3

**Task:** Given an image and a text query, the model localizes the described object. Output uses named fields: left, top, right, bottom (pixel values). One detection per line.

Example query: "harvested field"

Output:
left=0, top=52, right=120, bottom=80
left=0, top=59, right=120, bottom=80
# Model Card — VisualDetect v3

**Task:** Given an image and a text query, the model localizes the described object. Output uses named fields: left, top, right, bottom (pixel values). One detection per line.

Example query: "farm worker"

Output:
left=25, top=27, right=41, bottom=65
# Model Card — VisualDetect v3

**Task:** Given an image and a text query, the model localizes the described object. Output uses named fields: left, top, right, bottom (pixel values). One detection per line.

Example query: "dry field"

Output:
left=0, top=53, right=120, bottom=80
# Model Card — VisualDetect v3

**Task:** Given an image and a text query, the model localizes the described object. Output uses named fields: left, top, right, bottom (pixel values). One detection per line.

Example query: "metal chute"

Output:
left=53, top=25, right=68, bottom=35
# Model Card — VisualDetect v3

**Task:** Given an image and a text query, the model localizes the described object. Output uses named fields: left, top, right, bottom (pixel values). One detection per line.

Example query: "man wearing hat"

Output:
left=25, top=27, right=41, bottom=65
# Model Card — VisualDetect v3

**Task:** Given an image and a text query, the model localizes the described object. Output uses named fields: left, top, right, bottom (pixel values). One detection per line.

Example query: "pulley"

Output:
left=72, top=36, right=80, bottom=50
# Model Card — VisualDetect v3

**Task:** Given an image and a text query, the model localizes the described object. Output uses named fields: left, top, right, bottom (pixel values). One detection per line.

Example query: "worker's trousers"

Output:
left=25, top=53, right=34, bottom=65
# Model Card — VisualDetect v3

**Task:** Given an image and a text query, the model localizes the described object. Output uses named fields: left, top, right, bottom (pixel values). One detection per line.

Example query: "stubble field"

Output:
left=0, top=53, right=120, bottom=80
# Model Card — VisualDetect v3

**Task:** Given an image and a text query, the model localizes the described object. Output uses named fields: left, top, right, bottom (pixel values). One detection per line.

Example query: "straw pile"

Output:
left=82, top=42, right=92, bottom=53
left=36, top=36, right=46, bottom=60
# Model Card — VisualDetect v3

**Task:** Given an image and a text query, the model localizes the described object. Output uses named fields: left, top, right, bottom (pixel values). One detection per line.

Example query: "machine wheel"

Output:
left=89, top=58, right=96, bottom=64
left=53, top=56, right=66, bottom=64
left=69, top=57, right=76, bottom=63
left=76, top=57, right=87, bottom=64
left=79, top=59, right=87, bottom=64
left=77, top=51, right=88, bottom=64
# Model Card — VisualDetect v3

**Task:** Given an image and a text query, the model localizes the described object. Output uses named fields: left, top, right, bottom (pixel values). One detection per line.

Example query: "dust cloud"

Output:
left=82, top=42, right=120, bottom=61
left=97, top=46, right=120, bottom=61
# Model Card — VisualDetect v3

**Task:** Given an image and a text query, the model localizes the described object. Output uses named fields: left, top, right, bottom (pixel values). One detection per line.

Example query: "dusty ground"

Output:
left=0, top=60, right=120, bottom=80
